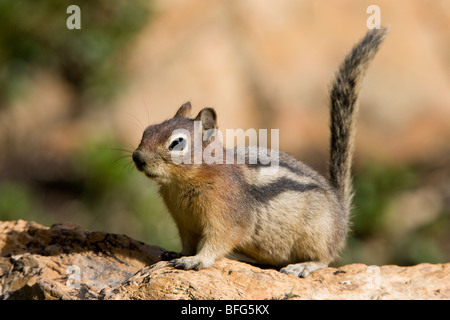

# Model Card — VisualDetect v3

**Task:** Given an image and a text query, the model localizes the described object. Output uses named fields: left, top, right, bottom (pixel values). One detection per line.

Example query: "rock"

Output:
left=0, top=220, right=449, bottom=300
left=0, top=220, right=164, bottom=299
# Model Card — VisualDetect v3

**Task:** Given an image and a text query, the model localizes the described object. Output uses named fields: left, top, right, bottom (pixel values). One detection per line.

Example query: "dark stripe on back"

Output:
left=243, top=177, right=320, bottom=204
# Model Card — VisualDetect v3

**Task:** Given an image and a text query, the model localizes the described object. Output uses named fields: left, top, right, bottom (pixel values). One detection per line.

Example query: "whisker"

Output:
left=107, top=147, right=133, bottom=154
left=119, top=161, right=135, bottom=176
left=143, top=98, right=151, bottom=127
left=126, top=112, right=146, bottom=133
left=112, top=155, right=133, bottom=165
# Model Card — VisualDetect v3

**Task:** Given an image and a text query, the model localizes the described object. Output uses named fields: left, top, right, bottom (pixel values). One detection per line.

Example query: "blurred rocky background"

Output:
left=0, top=0, right=449, bottom=267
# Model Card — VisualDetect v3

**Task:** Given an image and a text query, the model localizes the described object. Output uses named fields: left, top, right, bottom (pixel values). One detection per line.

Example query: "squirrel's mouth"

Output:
left=144, top=171, right=158, bottom=179
left=132, top=150, right=159, bottom=178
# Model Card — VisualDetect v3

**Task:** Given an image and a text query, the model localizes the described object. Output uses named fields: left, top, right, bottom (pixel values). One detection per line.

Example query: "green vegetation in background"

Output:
left=352, top=162, right=418, bottom=236
left=0, top=182, right=48, bottom=225
left=339, top=162, right=449, bottom=266
left=392, top=210, right=449, bottom=265
left=0, top=0, right=150, bottom=111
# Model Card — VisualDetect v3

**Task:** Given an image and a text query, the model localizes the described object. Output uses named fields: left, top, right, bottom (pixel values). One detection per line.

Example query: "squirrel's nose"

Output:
left=132, top=150, right=146, bottom=171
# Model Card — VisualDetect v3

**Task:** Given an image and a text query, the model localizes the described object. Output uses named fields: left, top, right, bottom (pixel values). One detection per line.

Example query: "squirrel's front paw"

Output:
left=170, top=256, right=213, bottom=271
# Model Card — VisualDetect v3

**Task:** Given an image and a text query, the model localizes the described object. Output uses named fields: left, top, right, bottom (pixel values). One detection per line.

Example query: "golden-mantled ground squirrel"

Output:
left=132, top=28, right=388, bottom=277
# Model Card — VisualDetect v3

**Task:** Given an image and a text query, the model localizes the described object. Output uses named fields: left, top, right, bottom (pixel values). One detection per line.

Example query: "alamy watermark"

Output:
left=66, top=265, right=81, bottom=289
left=168, top=121, right=280, bottom=175
left=367, top=5, right=381, bottom=29
left=365, top=265, right=381, bottom=290
left=66, top=5, right=81, bottom=30
left=66, top=4, right=382, bottom=31
left=65, top=264, right=383, bottom=297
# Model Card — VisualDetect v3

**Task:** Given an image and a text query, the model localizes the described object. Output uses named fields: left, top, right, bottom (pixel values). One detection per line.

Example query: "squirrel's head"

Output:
left=132, top=102, right=219, bottom=183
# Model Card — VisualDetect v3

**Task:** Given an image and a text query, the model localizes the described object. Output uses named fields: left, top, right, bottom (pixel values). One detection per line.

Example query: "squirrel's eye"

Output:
left=168, top=137, right=186, bottom=151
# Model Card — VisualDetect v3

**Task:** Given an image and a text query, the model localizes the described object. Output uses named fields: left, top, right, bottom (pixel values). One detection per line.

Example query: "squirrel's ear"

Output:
left=195, top=108, right=217, bottom=130
left=174, top=102, right=192, bottom=118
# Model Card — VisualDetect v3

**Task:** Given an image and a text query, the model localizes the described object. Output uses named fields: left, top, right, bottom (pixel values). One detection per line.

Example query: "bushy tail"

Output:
left=329, top=28, right=388, bottom=213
